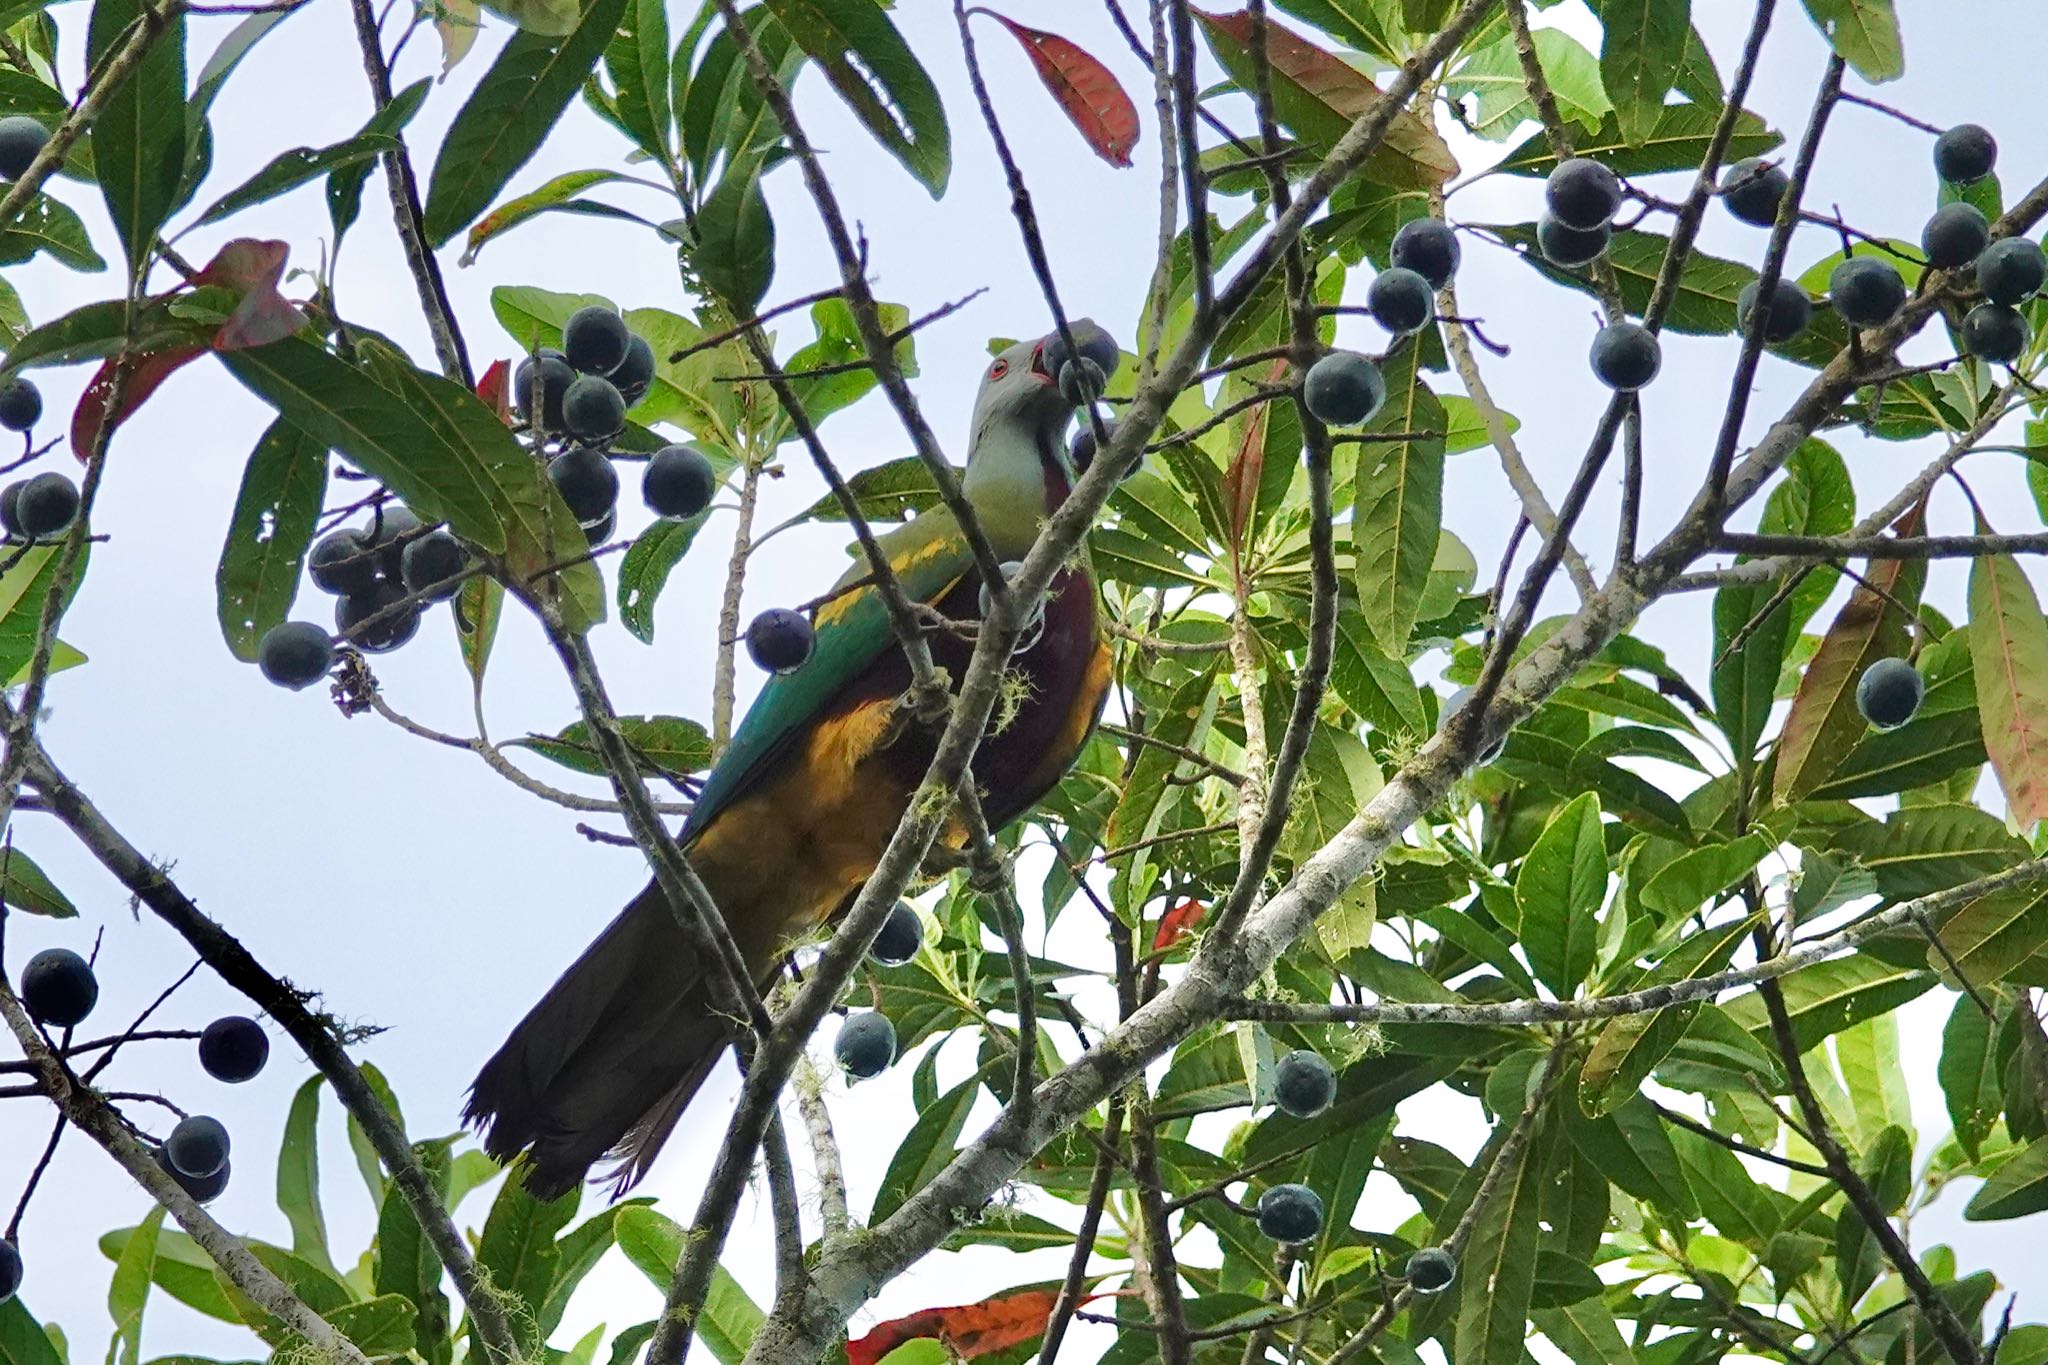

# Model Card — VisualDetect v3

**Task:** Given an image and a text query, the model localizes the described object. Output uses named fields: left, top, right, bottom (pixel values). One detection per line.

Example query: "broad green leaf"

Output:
left=1352, top=348, right=1445, bottom=653
left=871, top=1066, right=991, bottom=1224
left=801, top=456, right=941, bottom=524
left=221, top=336, right=605, bottom=630
left=1965, top=1138, right=2048, bottom=1220
left=1722, top=954, right=1933, bottom=1051
left=1669, top=1125, right=1785, bottom=1245
left=510, top=714, right=712, bottom=777
left=89, top=0, right=187, bottom=271
left=373, top=1144, right=451, bottom=1365
left=1968, top=550, right=2048, bottom=829
left=939, top=1209, right=1079, bottom=1254
left=1330, top=613, right=1427, bottom=734
left=1800, top=0, right=1903, bottom=82
left=0, top=847, right=72, bottom=917
left=275, top=1076, right=332, bottom=1274
left=98, top=1227, right=240, bottom=1323
left=1534, top=1299, right=1638, bottom=1365
left=0, top=1301, right=62, bottom=1365
left=1837, top=1013, right=1911, bottom=1142
left=422, top=0, right=631, bottom=247
left=2, top=299, right=212, bottom=374
left=761, top=0, right=948, bottom=194
left=459, top=169, right=632, bottom=266
left=457, top=574, right=503, bottom=689
left=1452, top=1110, right=1549, bottom=1365
left=0, top=195, right=108, bottom=273
left=1832, top=803, right=2025, bottom=899
left=195, top=134, right=399, bottom=227
left=1514, top=792, right=1606, bottom=997
left=343, top=1061, right=404, bottom=1206
left=1774, top=507, right=1925, bottom=801
left=329, top=79, right=431, bottom=243
left=539, top=1202, right=648, bottom=1339
left=616, top=510, right=713, bottom=643
left=326, top=1297, right=416, bottom=1356
left=1498, top=102, right=1779, bottom=176
left=1928, top=882, right=2048, bottom=987
left=601, top=0, right=670, bottom=155
left=1442, top=28, right=1608, bottom=141
left=1595, top=0, right=1692, bottom=145
left=612, top=1207, right=763, bottom=1362
left=1638, top=832, right=1768, bottom=918
left=107, top=1206, right=162, bottom=1365
left=476, top=1174, right=578, bottom=1356
left=1566, top=1092, right=1696, bottom=1220
left=0, top=540, right=90, bottom=684
left=1579, top=914, right=1753, bottom=1114
left=480, top=0, right=577, bottom=33
left=215, top=419, right=326, bottom=662
left=693, top=155, right=775, bottom=311
left=1938, top=992, right=1999, bottom=1161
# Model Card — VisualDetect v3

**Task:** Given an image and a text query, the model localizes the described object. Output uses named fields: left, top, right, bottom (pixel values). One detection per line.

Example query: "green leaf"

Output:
left=1534, top=1299, right=1638, bottom=1365
left=422, top=0, right=631, bottom=247
left=1498, top=102, right=1779, bottom=176
left=538, top=1202, right=647, bottom=1338
left=616, top=510, right=714, bottom=643
left=1330, top=614, right=1427, bottom=734
left=1352, top=349, right=1445, bottom=653
left=330, top=79, right=430, bottom=243
left=693, top=156, right=775, bottom=311
left=176, top=7, right=300, bottom=213
left=89, top=0, right=187, bottom=271
left=1452, top=1108, right=1549, bottom=1365
left=611, top=1207, right=763, bottom=1363
left=1832, top=803, right=2025, bottom=899
left=2, top=299, right=212, bottom=375
left=194, top=133, right=399, bottom=227
left=342, top=1061, right=403, bottom=1207
left=1723, top=954, right=1934, bottom=1052
left=1927, top=882, right=2048, bottom=988
left=0, top=540, right=90, bottom=685
left=1564, top=1093, right=1696, bottom=1220
left=762, top=0, right=949, bottom=195
left=0, top=847, right=73, bottom=917
left=1500, top=223, right=1750, bottom=335
left=1443, top=28, right=1608, bottom=142
left=373, top=1144, right=452, bottom=1365
left=1579, top=914, right=1753, bottom=1114
left=459, top=169, right=632, bottom=266
left=215, top=419, right=326, bottom=662
left=477, top=1174, right=579, bottom=1356
left=1513, top=793, right=1606, bottom=997
left=1800, top=0, right=1903, bottom=82
left=107, top=1206, right=162, bottom=1365
left=0, top=1302, right=62, bottom=1365
left=1938, top=993, right=1999, bottom=1161
left=800, top=455, right=940, bottom=524
left=457, top=574, right=503, bottom=690
left=1638, top=832, right=1768, bottom=918
left=871, top=1066, right=990, bottom=1225
left=275, top=1076, right=333, bottom=1275
left=326, top=1297, right=416, bottom=1357
left=601, top=0, right=669, bottom=154
left=510, top=714, right=712, bottom=777
left=1969, top=551, right=2048, bottom=829
left=0, top=195, right=108, bottom=273
left=1965, top=1138, right=2048, bottom=1220
left=1595, top=0, right=1692, bottom=145
left=98, top=1227, right=240, bottom=1323
left=221, top=336, right=605, bottom=630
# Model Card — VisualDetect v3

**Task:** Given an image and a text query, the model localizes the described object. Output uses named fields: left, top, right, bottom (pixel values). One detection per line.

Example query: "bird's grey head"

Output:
left=966, top=332, right=1073, bottom=462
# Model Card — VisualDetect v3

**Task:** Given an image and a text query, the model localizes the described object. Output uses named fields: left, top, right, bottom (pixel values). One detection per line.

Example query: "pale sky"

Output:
left=0, top=1, right=2044, bottom=1362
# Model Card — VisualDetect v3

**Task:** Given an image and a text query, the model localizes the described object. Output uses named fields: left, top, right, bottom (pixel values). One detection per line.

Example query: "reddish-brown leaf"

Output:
left=70, top=347, right=203, bottom=458
left=978, top=12, right=1139, bottom=167
left=847, top=1288, right=1104, bottom=1365
left=1773, top=501, right=1927, bottom=801
left=1223, top=357, right=1288, bottom=556
left=1153, top=898, right=1207, bottom=951
left=196, top=239, right=308, bottom=352
left=1194, top=9, right=1458, bottom=189
left=476, top=358, right=511, bottom=423
left=1968, top=539, right=2048, bottom=829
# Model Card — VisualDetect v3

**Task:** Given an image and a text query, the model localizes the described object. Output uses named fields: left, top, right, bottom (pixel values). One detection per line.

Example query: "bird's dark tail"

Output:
left=464, top=880, right=735, bottom=1201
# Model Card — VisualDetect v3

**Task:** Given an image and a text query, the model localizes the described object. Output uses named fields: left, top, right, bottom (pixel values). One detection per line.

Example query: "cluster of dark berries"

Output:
left=0, top=470, right=77, bottom=541
left=1298, top=220, right=1457, bottom=429
left=1044, top=321, right=1120, bottom=408
left=1541, top=157, right=1628, bottom=267
left=0, top=115, right=48, bottom=181
left=259, top=505, right=456, bottom=689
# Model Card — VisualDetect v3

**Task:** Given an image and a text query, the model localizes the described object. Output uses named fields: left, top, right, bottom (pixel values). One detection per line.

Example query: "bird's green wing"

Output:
left=683, top=509, right=972, bottom=840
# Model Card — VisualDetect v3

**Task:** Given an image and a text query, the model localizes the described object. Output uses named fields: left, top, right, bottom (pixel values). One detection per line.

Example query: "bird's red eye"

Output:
left=990, top=359, right=1010, bottom=379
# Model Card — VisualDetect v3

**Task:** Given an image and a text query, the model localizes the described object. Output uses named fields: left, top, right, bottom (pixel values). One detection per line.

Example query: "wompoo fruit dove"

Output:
left=563, top=305, right=630, bottom=375
left=1272, top=1049, right=1336, bottom=1118
left=1390, top=217, right=1459, bottom=288
left=746, top=608, right=813, bottom=674
left=1255, top=1184, right=1324, bottom=1243
left=549, top=446, right=619, bottom=523
left=0, top=376, right=40, bottom=431
left=1738, top=278, right=1812, bottom=343
left=1546, top=158, right=1623, bottom=230
left=1856, top=657, right=1923, bottom=730
left=258, top=622, right=334, bottom=690
left=1935, top=124, right=1996, bottom=184
left=834, top=1011, right=896, bottom=1079
left=1302, top=351, right=1385, bottom=426
left=644, top=444, right=716, bottom=519
left=21, top=948, right=95, bottom=1027
left=1367, top=267, right=1434, bottom=335
left=1589, top=322, right=1661, bottom=391
left=1720, top=157, right=1788, bottom=226
left=1829, top=257, right=1906, bottom=326
left=1923, top=203, right=1990, bottom=270
left=869, top=901, right=923, bottom=967
left=199, top=1016, right=269, bottom=1082
left=1538, top=214, right=1609, bottom=268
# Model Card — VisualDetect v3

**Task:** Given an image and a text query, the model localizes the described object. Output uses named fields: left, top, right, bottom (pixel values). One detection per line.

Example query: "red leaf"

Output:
left=847, top=1287, right=1104, bottom=1365
left=70, top=348, right=203, bottom=459
left=195, top=238, right=308, bottom=352
left=476, top=358, right=511, bottom=423
left=1153, top=898, right=1207, bottom=952
left=980, top=13, right=1139, bottom=167
left=1223, top=357, right=1288, bottom=554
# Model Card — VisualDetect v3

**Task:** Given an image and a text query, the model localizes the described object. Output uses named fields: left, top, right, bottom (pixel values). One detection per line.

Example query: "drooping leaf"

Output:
left=89, top=0, right=187, bottom=271
left=106, top=1205, right=162, bottom=1365
left=1965, top=1138, right=2048, bottom=1220
left=1442, top=28, right=1608, bottom=141
left=422, top=0, right=632, bottom=247
left=601, top=0, right=670, bottom=155
left=1352, top=348, right=1445, bottom=653
left=1938, top=992, right=1999, bottom=1161
left=0, top=194, right=108, bottom=273
left=1452, top=1108, right=1550, bottom=1365
left=1497, top=101, right=1779, bottom=176
left=1195, top=8, right=1458, bottom=190
left=328, top=79, right=432, bottom=244
left=373, top=1143, right=452, bottom=1365
left=612, top=1207, right=763, bottom=1362
left=1800, top=0, right=1903, bottom=82
left=847, top=1286, right=1089, bottom=1365
left=617, top=509, right=714, bottom=643
left=1513, top=793, right=1606, bottom=998
left=978, top=14, right=1139, bottom=167
left=215, top=419, right=327, bottom=661
left=195, top=134, right=400, bottom=227
left=1722, top=954, right=1934, bottom=1052
left=0, top=846, right=75, bottom=917
left=1593, top=0, right=1691, bottom=145
left=0, top=539, right=90, bottom=684
left=0, top=1300, right=63, bottom=1365
left=459, top=169, right=632, bottom=265
left=761, top=0, right=949, bottom=195
left=275, top=1076, right=333, bottom=1275
left=509, top=715, right=712, bottom=777
left=476, top=1173, right=578, bottom=1356
left=693, top=155, right=775, bottom=311
left=1579, top=915, right=1753, bottom=1114
left=1968, top=548, right=2048, bottom=830
left=871, top=1067, right=992, bottom=1225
